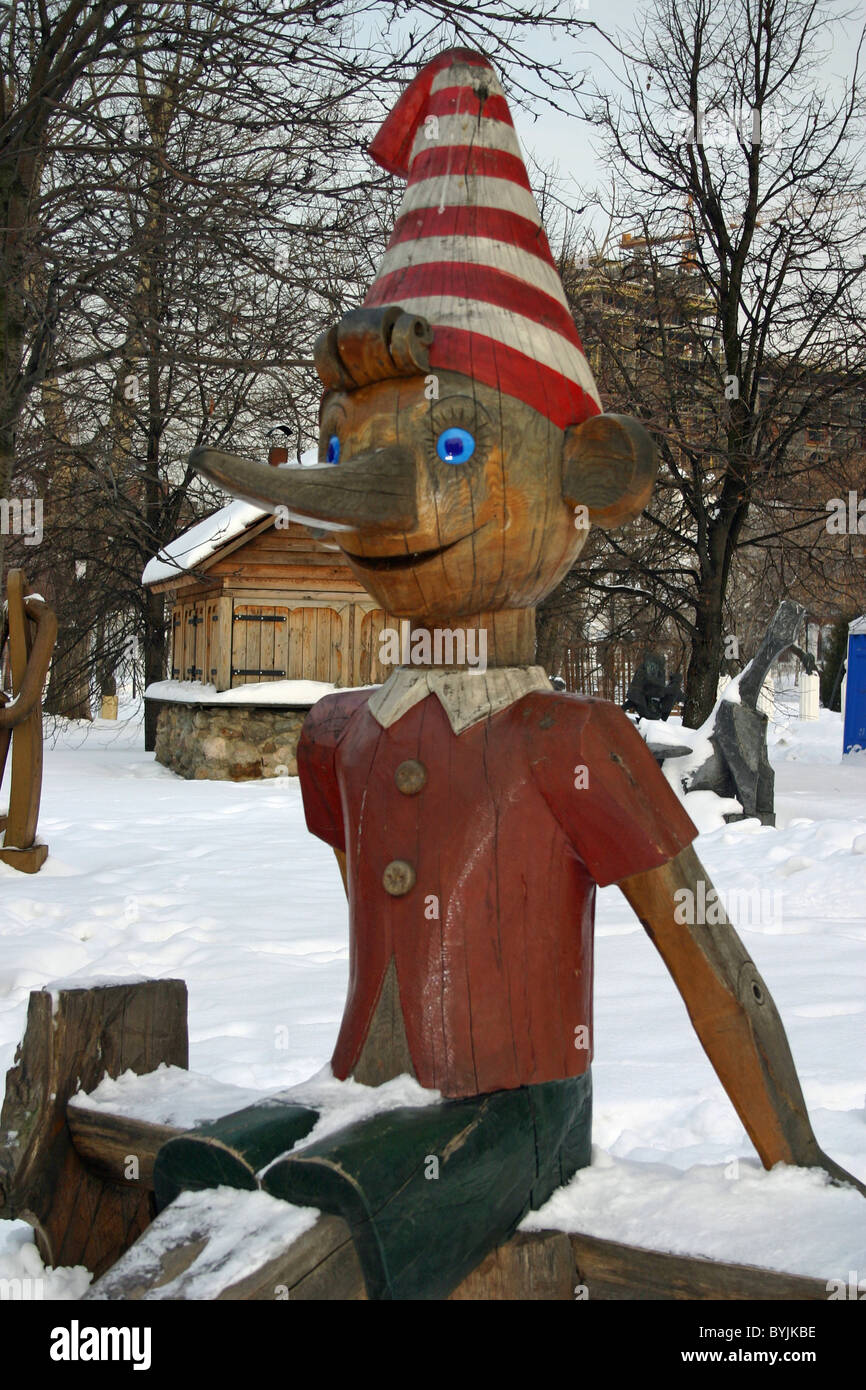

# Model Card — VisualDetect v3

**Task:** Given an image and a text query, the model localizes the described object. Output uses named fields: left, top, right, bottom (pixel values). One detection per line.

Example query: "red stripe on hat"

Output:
left=387, top=205, right=556, bottom=270
left=365, top=262, right=585, bottom=352
left=426, top=89, right=513, bottom=125
left=429, top=327, right=599, bottom=429
left=408, top=145, right=531, bottom=190
left=369, top=49, right=494, bottom=176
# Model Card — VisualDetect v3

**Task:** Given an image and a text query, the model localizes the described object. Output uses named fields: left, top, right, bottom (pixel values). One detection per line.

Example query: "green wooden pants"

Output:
left=155, top=1072, right=592, bottom=1301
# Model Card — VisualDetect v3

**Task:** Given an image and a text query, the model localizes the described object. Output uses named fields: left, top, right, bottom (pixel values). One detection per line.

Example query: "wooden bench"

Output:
left=0, top=981, right=829, bottom=1300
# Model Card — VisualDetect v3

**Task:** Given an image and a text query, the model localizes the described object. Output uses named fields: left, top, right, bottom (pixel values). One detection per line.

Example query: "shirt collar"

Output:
left=368, top=665, right=551, bottom=736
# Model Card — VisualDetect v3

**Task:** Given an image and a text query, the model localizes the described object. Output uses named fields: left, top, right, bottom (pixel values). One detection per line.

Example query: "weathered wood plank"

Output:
left=84, top=1189, right=829, bottom=1300
left=0, top=980, right=188, bottom=1277
left=67, top=1104, right=184, bottom=1188
left=288, top=608, right=305, bottom=680
left=449, top=1231, right=575, bottom=1300
left=215, top=595, right=232, bottom=691
left=86, top=1203, right=367, bottom=1302
left=568, top=1231, right=829, bottom=1301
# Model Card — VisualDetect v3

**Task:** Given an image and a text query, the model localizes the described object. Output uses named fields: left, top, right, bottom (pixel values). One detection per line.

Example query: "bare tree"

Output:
left=7, top=1, right=598, bottom=730
left=559, top=0, right=866, bottom=725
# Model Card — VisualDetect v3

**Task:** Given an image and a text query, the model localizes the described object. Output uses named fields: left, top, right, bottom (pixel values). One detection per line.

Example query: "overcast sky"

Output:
left=467, top=0, right=864, bottom=234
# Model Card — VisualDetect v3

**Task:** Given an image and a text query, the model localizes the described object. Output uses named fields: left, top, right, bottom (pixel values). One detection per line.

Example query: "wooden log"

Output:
left=84, top=1192, right=829, bottom=1300
left=568, top=1232, right=829, bottom=1302
left=85, top=1205, right=367, bottom=1302
left=0, top=980, right=188, bottom=1277
left=448, top=1231, right=575, bottom=1300
left=67, top=1105, right=183, bottom=1189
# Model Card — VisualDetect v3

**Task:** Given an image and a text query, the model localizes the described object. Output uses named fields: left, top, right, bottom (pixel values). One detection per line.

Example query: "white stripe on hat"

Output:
left=430, top=61, right=504, bottom=97
left=378, top=235, right=568, bottom=305
left=384, top=293, right=602, bottom=406
left=409, top=114, right=524, bottom=168
left=398, top=174, right=541, bottom=225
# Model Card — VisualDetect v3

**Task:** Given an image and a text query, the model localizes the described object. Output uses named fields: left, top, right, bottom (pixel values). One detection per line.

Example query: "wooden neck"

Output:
left=405, top=609, right=536, bottom=670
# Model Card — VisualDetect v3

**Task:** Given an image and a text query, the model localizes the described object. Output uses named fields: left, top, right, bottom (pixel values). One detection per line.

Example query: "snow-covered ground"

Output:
left=1, top=692, right=864, bottom=1296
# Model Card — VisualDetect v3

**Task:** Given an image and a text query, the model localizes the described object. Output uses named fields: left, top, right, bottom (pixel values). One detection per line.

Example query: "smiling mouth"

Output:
left=343, top=530, right=477, bottom=572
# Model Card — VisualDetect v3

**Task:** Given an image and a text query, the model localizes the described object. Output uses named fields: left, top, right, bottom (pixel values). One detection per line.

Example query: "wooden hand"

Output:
left=618, top=844, right=866, bottom=1197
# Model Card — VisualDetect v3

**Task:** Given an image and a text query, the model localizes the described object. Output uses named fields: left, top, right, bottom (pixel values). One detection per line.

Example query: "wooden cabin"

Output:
left=143, top=499, right=393, bottom=692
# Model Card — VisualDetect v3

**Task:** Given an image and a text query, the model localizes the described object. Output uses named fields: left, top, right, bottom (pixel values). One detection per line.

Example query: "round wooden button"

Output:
left=394, top=759, right=427, bottom=795
left=382, top=859, right=416, bottom=896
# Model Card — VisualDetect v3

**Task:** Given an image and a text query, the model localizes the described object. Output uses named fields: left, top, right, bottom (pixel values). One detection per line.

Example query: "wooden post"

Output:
left=0, top=570, right=57, bottom=872
left=0, top=979, right=188, bottom=1277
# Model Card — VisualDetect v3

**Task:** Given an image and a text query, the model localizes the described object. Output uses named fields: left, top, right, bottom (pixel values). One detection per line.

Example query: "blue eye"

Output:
left=326, top=434, right=340, bottom=464
left=436, top=427, right=475, bottom=464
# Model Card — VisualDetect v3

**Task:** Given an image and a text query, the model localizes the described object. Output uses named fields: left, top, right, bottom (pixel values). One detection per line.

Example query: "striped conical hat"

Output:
left=364, top=48, right=602, bottom=429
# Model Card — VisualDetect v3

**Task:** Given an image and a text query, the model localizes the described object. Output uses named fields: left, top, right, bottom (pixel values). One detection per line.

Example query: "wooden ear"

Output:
left=562, top=413, right=657, bottom=530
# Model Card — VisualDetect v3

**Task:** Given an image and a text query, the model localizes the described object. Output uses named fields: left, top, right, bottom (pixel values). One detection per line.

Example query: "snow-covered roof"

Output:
left=144, top=678, right=355, bottom=706
left=142, top=447, right=319, bottom=586
left=849, top=615, right=866, bottom=634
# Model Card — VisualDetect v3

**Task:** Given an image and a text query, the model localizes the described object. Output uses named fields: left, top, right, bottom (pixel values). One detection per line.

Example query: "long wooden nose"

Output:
left=190, top=445, right=417, bottom=533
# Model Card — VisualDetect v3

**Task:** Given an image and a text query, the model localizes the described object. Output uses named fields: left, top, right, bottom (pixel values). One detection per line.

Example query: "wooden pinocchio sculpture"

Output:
left=0, top=570, right=57, bottom=873
left=167, top=48, right=864, bottom=1299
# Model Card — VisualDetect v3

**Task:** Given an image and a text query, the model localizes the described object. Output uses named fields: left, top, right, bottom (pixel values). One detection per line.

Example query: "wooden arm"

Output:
left=618, top=844, right=865, bottom=1196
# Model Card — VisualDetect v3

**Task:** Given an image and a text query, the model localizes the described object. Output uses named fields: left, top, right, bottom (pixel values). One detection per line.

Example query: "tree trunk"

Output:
left=44, top=626, right=93, bottom=721
left=143, top=586, right=166, bottom=752
left=682, top=591, right=724, bottom=728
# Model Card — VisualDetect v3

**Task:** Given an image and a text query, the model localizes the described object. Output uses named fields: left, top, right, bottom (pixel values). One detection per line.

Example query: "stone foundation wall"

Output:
left=152, top=700, right=309, bottom=780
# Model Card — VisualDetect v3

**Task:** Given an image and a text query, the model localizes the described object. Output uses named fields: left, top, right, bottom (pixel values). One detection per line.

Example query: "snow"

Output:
left=523, top=1152, right=864, bottom=1281
left=0, top=1221, right=91, bottom=1300
left=141, top=498, right=269, bottom=586
left=0, top=694, right=864, bottom=1294
left=144, top=678, right=349, bottom=706
left=72, top=1062, right=440, bottom=1142
left=84, top=1188, right=320, bottom=1301
left=141, top=446, right=319, bottom=585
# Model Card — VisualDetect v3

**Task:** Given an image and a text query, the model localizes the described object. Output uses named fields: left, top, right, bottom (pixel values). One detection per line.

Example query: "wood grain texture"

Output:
left=0, top=980, right=188, bottom=1276
left=568, top=1232, right=829, bottom=1301
left=0, top=572, right=57, bottom=868
left=619, top=844, right=866, bottom=1194
left=448, top=1231, right=575, bottom=1300
left=86, top=1207, right=829, bottom=1300
left=86, top=1210, right=367, bottom=1301
left=67, top=1105, right=183, bottom=1188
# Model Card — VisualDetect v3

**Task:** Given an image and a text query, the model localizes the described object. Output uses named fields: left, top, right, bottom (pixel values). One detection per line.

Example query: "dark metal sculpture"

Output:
left=649, top=601, right=818, bottom=825
left=622, top=651, right=684, bottom=721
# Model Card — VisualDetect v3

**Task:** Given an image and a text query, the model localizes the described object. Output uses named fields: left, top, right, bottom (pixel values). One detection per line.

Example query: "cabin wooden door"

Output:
left=357, top=609, right=389, bottom=686
left=204, top=598, right=220, bottom=687
left=181, top=602, right=205, bottom=681
left=231, top=605, right=289, bottom=685
left=170, top=607, right=182, bottom=678
left=286, top=607, right=342, bottom=685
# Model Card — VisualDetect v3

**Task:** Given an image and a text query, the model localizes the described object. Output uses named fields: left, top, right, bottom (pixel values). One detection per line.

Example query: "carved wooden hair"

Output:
left=314, top=307, right=434, bottom=392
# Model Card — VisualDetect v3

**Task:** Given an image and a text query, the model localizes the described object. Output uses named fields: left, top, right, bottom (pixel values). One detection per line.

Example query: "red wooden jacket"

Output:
left=298, top=681, right=697, bottom=1100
